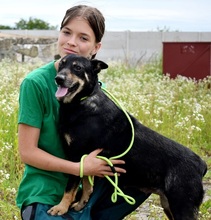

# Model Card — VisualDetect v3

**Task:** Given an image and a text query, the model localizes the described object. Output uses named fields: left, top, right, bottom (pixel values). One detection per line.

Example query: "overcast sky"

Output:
left=0, top=0, right=210, bottom=32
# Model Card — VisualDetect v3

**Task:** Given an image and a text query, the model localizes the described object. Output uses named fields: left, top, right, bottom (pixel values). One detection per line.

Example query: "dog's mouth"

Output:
left=55, top=83, right=79, bottom=98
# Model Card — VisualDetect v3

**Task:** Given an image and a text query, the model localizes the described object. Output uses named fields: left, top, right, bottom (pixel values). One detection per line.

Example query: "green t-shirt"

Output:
left=16, top=61, right=68, bottom=209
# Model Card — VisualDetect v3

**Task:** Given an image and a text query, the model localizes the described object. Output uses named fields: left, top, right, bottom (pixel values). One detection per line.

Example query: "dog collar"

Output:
left=80, top=96, right=88, bottom=101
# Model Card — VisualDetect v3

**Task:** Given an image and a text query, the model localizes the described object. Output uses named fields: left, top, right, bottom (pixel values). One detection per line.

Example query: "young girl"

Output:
left=16, top=5, right=150, bottom=220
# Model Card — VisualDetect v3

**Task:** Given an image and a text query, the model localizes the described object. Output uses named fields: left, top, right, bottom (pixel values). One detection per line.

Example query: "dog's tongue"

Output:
left=55, top=86, right=68, bottom=98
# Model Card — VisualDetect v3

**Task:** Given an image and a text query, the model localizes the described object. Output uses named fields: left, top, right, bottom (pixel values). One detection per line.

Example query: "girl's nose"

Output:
left=67, top=36, right=77, bottom=46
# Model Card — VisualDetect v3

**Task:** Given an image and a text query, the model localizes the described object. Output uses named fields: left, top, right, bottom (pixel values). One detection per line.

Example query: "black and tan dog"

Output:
left=48, top=54, right=207, bottom=220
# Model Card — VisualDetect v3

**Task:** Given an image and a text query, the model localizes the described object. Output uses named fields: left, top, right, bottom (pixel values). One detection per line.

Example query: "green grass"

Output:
left=0, top=58, right=210, bottom=220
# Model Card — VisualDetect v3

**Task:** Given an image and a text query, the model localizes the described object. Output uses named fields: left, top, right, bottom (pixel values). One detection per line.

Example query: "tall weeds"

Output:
left=0, top=58, right=210, bottom=220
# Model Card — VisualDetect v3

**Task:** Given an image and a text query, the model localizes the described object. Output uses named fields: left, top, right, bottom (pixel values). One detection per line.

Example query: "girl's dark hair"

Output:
left=60, top=5, right=105, bottom=43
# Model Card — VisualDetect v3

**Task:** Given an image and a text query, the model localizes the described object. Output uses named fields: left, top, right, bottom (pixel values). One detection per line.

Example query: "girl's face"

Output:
left=57, top=17, right=101, bottom=59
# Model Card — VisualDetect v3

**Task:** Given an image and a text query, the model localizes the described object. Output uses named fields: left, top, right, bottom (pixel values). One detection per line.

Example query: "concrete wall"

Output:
left=0, top=30, right=211, bottom=64
left=98, top=31, right=211, bottom=65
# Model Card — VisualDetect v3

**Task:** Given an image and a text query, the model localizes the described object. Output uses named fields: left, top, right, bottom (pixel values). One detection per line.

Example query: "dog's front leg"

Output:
left=47, top=177, right=80, bottom=216
left=47, top=189, right=77, bottom=215
left=71, top=176, right=94, bottom=211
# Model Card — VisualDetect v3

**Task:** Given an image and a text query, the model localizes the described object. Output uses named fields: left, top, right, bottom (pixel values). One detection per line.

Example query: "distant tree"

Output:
left=156, top=26, right=171, bottom=32
left=156, top=26, right=179, bottom=32
left=15, top=17, right=58, bottom=30
left=0, top=25, right=13, bottom=29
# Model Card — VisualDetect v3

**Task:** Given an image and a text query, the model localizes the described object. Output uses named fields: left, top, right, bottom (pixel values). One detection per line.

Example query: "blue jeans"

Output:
left=21, top=179, right=150, bottom=220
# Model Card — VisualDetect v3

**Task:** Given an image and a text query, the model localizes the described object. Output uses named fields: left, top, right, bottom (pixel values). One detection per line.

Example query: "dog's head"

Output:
left=55, top=54, right=108, bottom=103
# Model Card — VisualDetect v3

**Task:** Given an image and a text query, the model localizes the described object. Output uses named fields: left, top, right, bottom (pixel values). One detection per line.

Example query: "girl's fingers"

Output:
left=110, top=159, right=125, bottom=165
left=89, top=148, right=103, bottom=157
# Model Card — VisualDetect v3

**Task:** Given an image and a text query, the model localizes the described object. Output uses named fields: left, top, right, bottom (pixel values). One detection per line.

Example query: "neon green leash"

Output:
left=80, top=87, right=136, bottom=205
left=101, top=87, right=135, bottom=160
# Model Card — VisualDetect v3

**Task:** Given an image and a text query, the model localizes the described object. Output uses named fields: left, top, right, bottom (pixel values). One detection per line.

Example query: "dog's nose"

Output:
left=55, top=75, right=65, bottom=85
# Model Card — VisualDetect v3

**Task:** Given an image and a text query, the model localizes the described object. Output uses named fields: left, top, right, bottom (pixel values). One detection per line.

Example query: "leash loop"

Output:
left=80, top=154, right=136, bottom=205
left=80, top=154, right=87, bottom=178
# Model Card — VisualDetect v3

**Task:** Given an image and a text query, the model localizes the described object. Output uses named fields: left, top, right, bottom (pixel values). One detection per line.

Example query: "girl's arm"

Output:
left=18, top=123, right=126, bottom=177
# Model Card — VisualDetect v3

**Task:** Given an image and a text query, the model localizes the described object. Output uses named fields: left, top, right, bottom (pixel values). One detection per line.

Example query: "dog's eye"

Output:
left=73, top=64, right=82, bottom=71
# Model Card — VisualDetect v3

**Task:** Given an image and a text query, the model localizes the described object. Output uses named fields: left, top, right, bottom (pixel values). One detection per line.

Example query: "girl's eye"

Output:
left=62, top=28, right=71, bottom=35
left=80, top=36, right=88, bottom=41
left=62, top=30, right=71, bottom=35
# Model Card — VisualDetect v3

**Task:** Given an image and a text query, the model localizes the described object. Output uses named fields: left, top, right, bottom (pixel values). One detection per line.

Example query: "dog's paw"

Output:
left=71, top=200, right=88, bottom=211
left=47, top=204, right=68, bottom=216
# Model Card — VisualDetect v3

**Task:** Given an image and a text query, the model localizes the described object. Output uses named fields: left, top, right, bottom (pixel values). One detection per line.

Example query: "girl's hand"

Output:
left=82, top=149, right=126, bottom=177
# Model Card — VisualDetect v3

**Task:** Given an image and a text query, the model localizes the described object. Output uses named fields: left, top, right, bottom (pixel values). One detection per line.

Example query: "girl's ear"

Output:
left=91, top=59, right=108, bottom=74
left=90, top=42, right=102, bottom=59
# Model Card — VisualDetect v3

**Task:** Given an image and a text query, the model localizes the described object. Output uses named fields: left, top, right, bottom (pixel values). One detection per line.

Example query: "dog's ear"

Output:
left=91, top=60, right=108, bottom=74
